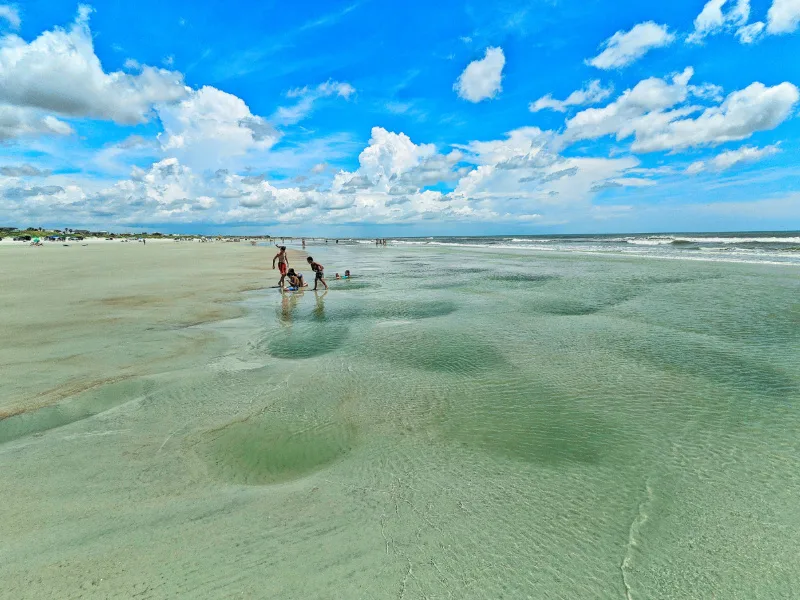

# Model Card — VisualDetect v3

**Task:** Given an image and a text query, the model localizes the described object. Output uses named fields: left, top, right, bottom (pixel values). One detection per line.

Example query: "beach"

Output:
left=0, top=240, right=305, bottom=419
left=1, top=239, right=799, bottom=598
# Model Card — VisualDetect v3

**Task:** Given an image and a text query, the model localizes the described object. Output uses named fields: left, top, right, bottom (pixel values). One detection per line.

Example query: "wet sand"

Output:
left=0, top=241, right=303, bottom=419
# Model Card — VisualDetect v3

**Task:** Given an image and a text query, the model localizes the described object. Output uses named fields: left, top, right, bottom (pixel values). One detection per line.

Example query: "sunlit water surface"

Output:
left=2, top=243, right=799, bottom=599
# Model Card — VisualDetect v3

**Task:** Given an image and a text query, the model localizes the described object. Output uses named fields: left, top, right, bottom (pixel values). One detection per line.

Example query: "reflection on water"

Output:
left=313, top=289, right=327, bottom=321
left=279, top=289, right=299, bottom=324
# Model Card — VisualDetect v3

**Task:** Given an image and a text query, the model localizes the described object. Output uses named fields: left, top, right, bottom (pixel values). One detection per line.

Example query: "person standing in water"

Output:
left=307, top=256, right=328, bottom=291
left=272, top=246, right=289, bottom=287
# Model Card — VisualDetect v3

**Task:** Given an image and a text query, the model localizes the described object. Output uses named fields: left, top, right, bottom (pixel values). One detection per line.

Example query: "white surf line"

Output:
left=157, top=429, right=180, bottom=454
left=61, top=429, right=130, bottom=441
left=0, top=429, right=131, bottom=453
left=620, top=480, right=654, bottom=600
left=380, top=512, right=391, bottom=555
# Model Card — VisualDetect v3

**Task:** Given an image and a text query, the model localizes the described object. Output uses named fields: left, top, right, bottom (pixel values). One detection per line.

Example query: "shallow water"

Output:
left=2, top=243, right=799, bottom=598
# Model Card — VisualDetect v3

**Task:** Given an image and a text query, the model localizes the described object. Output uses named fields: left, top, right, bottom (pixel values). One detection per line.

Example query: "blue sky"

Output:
left=1, top=0, right=799, bottom=235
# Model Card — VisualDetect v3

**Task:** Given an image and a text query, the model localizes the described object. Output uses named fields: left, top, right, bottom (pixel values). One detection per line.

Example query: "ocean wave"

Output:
left=629, top=236, right=800, bottom=245
left=392, top=241, right=798, bottom=266
left=382, top=235, right=800, bottom=266
left=626, top=239, right=674, bottom=246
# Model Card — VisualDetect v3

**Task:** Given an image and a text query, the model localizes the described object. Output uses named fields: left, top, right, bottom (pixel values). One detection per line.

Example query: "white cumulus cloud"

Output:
left=454, top=47, right=505, bottom=102
left=564, top=68, right=695, bottom=143
left=356, top=127, right=437, bottom=184
left=688, top=0, right=763, bottom=44
left=736, top=21, right=766, bottom=43
left=686, top=143, right=780, bottom=173
left=157, top=86, right=279, bottom=171
left=0, top=6, right=187, bottom=126
left=273, top=80, right=356, bottom=126
left=564, top=68, right=799, bottom=153
left=588, top=22, right=674, bottom=70
left=767, top=0, right=800, bottom=34
left=530, top=80, right=614, bottom=112
left=0, top=5, right=21, bottom=29
left=630, top=82, right=799, bottom=152
left=0, top=105, right=72, bottom=140
left=455, top=127, right=550, bottom=166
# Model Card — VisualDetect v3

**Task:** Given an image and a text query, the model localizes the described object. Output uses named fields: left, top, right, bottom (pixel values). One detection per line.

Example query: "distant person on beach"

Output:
left=307, top=256, right=328, bottom=291
left=273, top=246, right=289, bottom=287
left=302, top=238, right=306, bottom=249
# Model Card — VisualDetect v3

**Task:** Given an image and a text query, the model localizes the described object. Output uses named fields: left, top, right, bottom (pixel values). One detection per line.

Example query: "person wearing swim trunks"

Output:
left=272, top=246, right=289, bottom=287
left=307, top=256, right=328, bottom=291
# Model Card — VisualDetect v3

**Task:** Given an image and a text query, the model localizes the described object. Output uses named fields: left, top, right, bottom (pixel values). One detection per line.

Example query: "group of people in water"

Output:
left=272, top=245, right=352, bottom=292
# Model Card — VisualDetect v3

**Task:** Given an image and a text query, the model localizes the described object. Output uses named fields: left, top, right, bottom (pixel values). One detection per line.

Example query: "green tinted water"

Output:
left=2, top=245, right=799, bottom=598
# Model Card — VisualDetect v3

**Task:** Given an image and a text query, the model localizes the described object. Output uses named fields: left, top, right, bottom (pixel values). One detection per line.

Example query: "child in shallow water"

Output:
left=344, top=270, right=351, bottom=278
left=307, top=256, right=328, bottom=290
left=335, top=273, right=341, bottom=280
left=284, top=269, right=306, bottom=291
left=286, top=268, right=307, bottom=288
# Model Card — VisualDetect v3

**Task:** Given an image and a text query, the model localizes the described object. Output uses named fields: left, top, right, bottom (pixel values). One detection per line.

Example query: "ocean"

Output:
left=338, top=230, right=800, bottom=266
left=2, top=237, right=799, bottom=598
